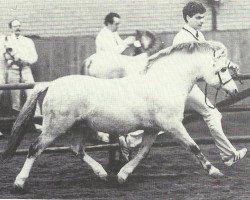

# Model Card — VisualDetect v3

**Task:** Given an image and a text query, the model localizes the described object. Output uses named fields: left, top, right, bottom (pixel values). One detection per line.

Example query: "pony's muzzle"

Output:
left=225, top=88, right=238, bottom=97
left=231, top=88, right=239, bottom=95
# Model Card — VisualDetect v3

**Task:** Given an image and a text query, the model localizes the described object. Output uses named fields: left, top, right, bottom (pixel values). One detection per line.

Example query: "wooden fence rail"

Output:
left=1, top=135, right=250, bottom=156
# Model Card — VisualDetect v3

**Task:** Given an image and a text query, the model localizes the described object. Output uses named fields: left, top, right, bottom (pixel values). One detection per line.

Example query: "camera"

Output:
left=6, top=47, right=13, bottom=52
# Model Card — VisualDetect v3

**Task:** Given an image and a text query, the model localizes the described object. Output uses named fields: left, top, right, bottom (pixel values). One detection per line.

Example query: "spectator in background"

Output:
left=0, top=35, right=7, bottom=136
left=4, top=19, right=41, bottom=132
left=95, top=12, right=135, bottom=53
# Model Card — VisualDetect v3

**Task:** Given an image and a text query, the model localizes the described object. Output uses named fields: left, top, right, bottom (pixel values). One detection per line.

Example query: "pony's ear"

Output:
left=136, top=30, right=141, bottom=35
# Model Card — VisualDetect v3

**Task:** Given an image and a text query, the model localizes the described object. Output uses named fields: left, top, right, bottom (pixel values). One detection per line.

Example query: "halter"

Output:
left=204, top=62, right=242, bottom=109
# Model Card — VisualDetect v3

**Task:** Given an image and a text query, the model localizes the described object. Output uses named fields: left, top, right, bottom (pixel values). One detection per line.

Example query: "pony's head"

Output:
left=202, top=41, right=238, bottom=96
left=133, top=30, right=164, bottom=56
left=166, top=41, right=238, bottom=96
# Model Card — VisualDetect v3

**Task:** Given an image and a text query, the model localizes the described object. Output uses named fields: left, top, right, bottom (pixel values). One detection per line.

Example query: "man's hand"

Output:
left=228, top=61, right=240, bottom=73
left=4, top=52, right=13, bottom=60
left=124, top=36, right=136, bottom=45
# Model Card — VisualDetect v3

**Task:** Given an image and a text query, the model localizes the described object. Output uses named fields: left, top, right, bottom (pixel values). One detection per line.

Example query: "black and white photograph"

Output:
left=0, top=0, right=249, bottom=199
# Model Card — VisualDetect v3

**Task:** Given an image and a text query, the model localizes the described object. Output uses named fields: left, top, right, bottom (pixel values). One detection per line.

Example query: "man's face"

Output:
left=10, top=20, right=21, bottom=36
left=110, top=17, right=120, bottom=32
left=187, top=13, right=205, bottom=30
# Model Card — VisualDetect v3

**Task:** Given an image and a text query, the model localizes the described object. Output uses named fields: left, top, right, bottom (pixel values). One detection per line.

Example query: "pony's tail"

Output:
left=81, top=57, right=92, bottom=75
left=1, top=84, right=49, bottom=162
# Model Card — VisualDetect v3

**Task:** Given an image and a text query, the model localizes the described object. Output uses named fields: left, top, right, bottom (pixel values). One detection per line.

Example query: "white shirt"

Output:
left=95, top=26, right=128, bottom=54
left=0, top=35, right=6, bottom=62
left=173, top=24, right=205, bottom=45
left=5, top=34, right=38, bottom=65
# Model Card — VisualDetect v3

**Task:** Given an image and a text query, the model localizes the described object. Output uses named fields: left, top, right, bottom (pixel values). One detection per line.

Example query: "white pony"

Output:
left=2, top=41, right=238, bottom=191
left=82, top=31, right=237, bottom=148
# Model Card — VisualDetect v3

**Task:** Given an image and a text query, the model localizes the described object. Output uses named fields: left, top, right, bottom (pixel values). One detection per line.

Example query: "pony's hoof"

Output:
left=117, top=176, right=126, bottom=184
left=96, top=171, right=108, bottom=181
left=117, top=172, right=128, bottom=184
left=209, top=167, right=224, bottom=178
left=10, top=184, right=28, bottom=194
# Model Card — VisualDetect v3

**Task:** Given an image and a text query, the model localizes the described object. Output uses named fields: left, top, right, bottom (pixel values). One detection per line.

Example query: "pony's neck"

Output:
left=175, top=52, right=208, bottom=74
left=184, top=52, right=214, bottom=88
left=150, top=52, right=213, bottom=94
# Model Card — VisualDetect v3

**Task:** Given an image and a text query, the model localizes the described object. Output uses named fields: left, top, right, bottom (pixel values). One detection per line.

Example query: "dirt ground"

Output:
left=0, top=112, right=249, bottom=199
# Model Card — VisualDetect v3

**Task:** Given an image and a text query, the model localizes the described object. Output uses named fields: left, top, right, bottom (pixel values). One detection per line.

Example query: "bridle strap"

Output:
left=205, top=69, right=233, bottom=109
left=217, top=72, right=233, bottom=88
left=205, top=64, right=243, bottom=109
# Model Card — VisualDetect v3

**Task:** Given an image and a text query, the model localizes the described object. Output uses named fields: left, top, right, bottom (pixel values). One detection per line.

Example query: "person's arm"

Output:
left=114, top=33, right=131, bottom=53
left=14, top=39, right=38, bottom=65
left=227, top=60, right=240, bottom=73
left=96, top=31, right=127, bottom=53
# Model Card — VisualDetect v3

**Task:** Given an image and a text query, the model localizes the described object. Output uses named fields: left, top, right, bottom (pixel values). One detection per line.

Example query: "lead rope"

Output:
left=205, top=63, right=244, bottom=109
left=205, top=83, right=218, bottom=109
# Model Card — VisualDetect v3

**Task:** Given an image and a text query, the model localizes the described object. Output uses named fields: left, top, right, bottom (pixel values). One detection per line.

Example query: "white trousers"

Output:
left=125, top=84, right=237, bottom=159
left=7, top=66, right=41, bottom=116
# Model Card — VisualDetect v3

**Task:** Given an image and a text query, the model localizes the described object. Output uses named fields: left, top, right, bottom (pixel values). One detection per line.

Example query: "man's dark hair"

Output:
left=8, top=19, right=20, bottom=28
left=182, top=1, right=206, bottom=23
left=104, top=12, right=120, bottom=26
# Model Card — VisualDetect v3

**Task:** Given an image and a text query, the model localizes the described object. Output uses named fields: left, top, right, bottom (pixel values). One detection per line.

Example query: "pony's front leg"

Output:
left=117, top=130, right=158, bottom=184
left=82, top=152, right=108, bottom=180
left=72, top=144, right=108, bottom=181
left=168, top=121, right=224, bottom=178
left=70, top=125, right=108, bottom=181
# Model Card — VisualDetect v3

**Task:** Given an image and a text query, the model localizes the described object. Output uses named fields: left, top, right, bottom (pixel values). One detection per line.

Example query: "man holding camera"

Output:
left=0, top=36, right=7, bottom=136
left=4, top=19, right=41, bottom=131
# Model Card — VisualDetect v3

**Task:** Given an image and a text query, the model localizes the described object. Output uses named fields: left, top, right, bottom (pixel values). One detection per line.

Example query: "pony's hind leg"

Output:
left=117, top=130, right=158, bottom=184
left=168, top=120, right=224, bottom=178
left=14, top=131, right=59, bottom=190
left=14, top=114, right=75, bottom=191
left=70, top=123, right=108, bottom=181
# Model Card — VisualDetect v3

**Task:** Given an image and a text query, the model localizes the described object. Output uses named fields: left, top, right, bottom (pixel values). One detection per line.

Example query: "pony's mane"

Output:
left=148, top=42, right=216, bottom=65
left=165, top=42, right=214, bottom=56
left=145, top=40, right=225, bottom=73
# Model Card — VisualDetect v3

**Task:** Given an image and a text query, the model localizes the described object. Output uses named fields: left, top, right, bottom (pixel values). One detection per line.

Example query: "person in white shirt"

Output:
left=4, top=19, right=41, bottom=131
left=173, top=1, right=247, bottom=166
left=95, top=13, right=146, bottom=161
left=96, top=12, right=135, bottom=54
left=121, top=1, right=247, bottom=166
left=0, top=36, right=7, bottom=136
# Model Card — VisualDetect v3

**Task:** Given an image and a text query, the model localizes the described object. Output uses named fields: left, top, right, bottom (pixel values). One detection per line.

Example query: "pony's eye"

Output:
left=221, top=67, right=227, bottom=72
